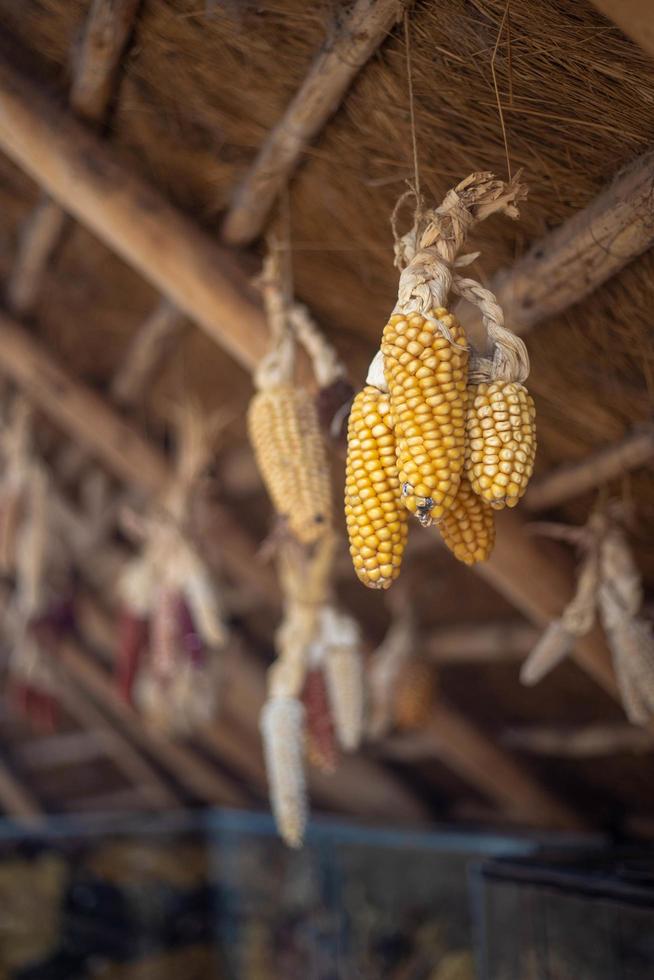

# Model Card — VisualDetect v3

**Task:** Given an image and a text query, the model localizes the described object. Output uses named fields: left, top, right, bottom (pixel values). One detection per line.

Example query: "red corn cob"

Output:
left=301, top=668, right=338, bottom=775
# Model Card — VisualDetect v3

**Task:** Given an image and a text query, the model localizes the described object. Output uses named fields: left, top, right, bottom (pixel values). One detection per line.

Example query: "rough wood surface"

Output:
left=426, top=621, right=537, bottom=662
left=0, top=56, right=268, bottom=371
left=221, top=0, right=405, bottom=245
left=458, top=148, right=654, bottom=335
left=525, top=423, right=654, bottom=511
left=5, top=0, right=141, bottom=317
left=591, top=0, right=654, bottom=59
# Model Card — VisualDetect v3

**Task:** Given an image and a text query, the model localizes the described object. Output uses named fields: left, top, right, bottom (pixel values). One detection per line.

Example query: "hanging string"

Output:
left=490, top=0, right=513, bottom=180
left=404, top=10, right=421, bottom=213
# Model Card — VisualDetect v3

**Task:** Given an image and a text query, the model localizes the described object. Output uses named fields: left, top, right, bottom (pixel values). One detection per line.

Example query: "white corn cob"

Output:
left=260, top=696, right=307, bottom=848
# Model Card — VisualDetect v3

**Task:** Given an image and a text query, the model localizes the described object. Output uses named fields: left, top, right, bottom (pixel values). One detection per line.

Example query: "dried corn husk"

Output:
left=520, top=621, right=574, bottom=686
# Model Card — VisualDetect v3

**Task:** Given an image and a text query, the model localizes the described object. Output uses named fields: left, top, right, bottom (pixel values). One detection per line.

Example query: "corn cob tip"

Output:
left=438, top=477, right=495, bottom=565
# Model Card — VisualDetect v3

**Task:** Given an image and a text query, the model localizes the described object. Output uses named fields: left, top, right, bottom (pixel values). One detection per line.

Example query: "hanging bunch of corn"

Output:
left=247, top=250, right=333, bottom=544
left=345, top=172, right=532, bottom=587
left=249, top=245, right=366, bottom=847
left=521, top=506, right=654, bottom=724
left=116, top=404, right=228, bottom=736
left=0, top=397, right=75, bottom=729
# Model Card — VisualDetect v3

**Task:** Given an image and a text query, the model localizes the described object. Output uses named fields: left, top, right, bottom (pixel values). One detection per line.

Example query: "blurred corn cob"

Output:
left=393, top=658, right=438, bottom=731
left=260, top=695, right=307, bottom=848
left=302, top=668, right=338, bottom=774
left=248, top=384, right=332, bottom=543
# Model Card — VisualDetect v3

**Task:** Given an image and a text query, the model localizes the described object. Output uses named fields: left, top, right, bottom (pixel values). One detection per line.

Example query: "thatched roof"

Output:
left=0, top=0, right=652, bottom=837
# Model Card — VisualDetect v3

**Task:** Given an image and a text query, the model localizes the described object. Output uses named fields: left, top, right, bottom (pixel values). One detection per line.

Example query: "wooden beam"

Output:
left=0, top=754, right=42, bottom=822
left=69, top=0, right=141, bottom=124
left=525, top=423, right=654, bottom=511
left=5, top=0, right=141, bottom=317
left=477, top=511, right=618, bottom=696
left=423, top=707, right=587, bottom=829
left=457, top=148, right=654, bottom=335
left=16, top=731, right=106, bottom=769
left=0, top=56, right=268, bottom=371
left=111, top=298, right=187, bottom=409
left=221, top=0, right=404, bottom=246
left=502, top=723, right=654, bottom=757
left=57, top=641, right=251, bottom=808
left=591, top=1, right=654, bottom=60
left=0, top=310, right=169, bottom=494
left=426, top=621, right=537, bottom=663
left=5, top=196, right=67, bottom=316
left=56, top=663, right=179, bottom=811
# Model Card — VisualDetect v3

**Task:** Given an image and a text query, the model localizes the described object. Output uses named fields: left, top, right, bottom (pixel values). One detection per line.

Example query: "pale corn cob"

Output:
left=324, top=645, right=364, bottom=751
left=260, top=695, right=307, bottom=848
left=438, top=477, right=495, bottom=565
left=381, top=308, right=469, bottom=524
left=345, top=385, right=408, bottom=589
left=248, top=384, right=332, bottom=544
left=465, top=381, right=536, bottom=509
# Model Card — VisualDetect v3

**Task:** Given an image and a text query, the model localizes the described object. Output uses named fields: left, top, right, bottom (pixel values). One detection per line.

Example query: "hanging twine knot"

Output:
left=392, top=171, right=527, bottom=320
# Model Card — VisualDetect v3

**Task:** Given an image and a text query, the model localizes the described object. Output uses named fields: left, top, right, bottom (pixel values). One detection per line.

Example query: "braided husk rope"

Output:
left=289, top=303, right=346, bottom=389
left=452, top=275, right=530, bottom=384
left=254, top=249, right=295, bottom=390
left=368, top=171, right=527, bottom=388
left=392, top=171, right=527, bottom=318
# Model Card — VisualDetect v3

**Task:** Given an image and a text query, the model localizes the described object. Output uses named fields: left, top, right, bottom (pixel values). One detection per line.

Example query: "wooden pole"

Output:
left=221, top=0, right=405, bottom=246
left=0, top=56, right=268, bottom=371
left=69, top=0, right=141, bottom=124
left=525, top=423, right=654, bottom=511
left=5, top=0, right=141, bottom=317
left=426, top=621, right=537, bottom=663
left=502, top=723, right=654, bottom=757
left=590, top=1, right=654, bottom=60
left=457, top=148, right=654, bottom=335
left=0, top=311, right=169, bottom=494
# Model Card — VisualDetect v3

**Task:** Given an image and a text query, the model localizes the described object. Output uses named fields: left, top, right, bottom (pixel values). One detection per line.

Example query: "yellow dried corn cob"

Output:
left=438, top=477, right=495, bottom=565
left=381, top=308, right=469, bottom=525
left=345, top=385, right=408, bottom=589
left=248, top=383, right=332, bottom=544
left=464, top=381, right=536, bottom=509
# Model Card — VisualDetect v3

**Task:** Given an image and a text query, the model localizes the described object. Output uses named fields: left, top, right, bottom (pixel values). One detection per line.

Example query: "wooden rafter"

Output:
left=6, top=0, right=141, bottom=317
left=221, top=0, right=406, bottom=246
left=0, top=56, right=268, bottom=372
left=525, top=422, right=654, bottom=511
left=0, top=311, right=169, bottom=494
left=426, top=621, right=537, bottom=663
left=57, top=641, right=251, bottom=809
left=424, top=707, right=586, bottom=829
left=56, top=663, right=179, bottom=811
left=457, top=148, right=654, bottom=336
left=591, top=1, right=654, bottom=60
left=0, top=754, right=42, bottom=822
